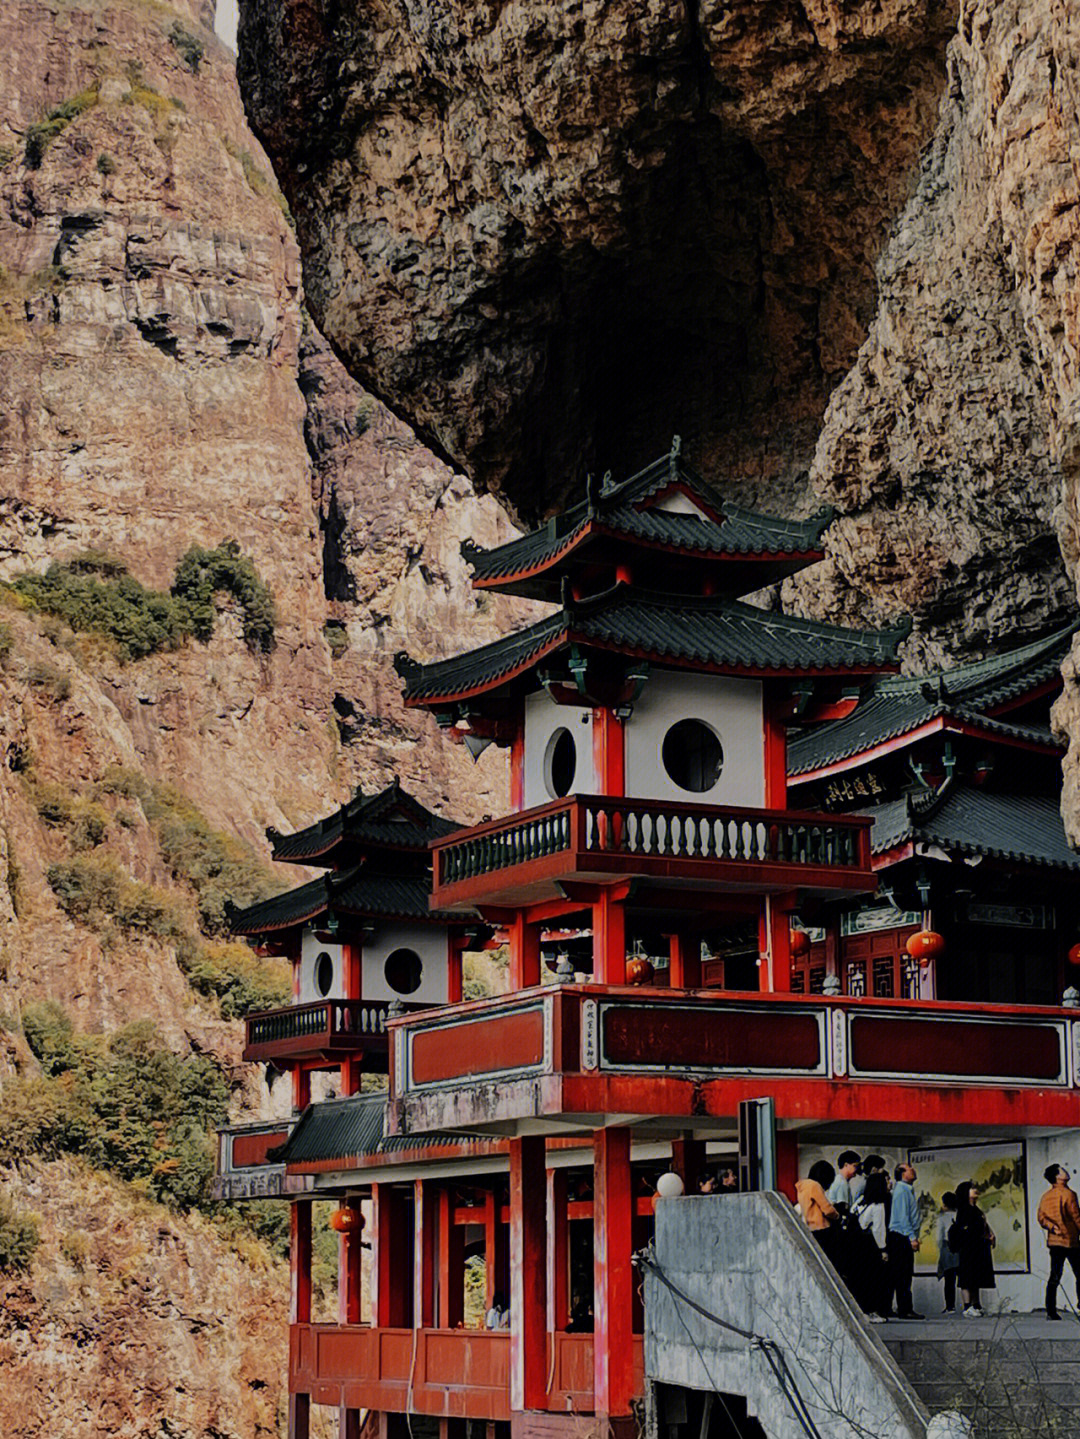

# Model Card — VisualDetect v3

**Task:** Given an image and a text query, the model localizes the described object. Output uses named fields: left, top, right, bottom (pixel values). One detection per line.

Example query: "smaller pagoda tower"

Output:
left=229, top=780, right=479, bottom=1108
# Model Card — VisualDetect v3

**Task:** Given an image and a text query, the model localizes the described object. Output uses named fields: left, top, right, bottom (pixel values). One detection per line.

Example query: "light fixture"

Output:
left=655, top=1171, right=685, bottom=1199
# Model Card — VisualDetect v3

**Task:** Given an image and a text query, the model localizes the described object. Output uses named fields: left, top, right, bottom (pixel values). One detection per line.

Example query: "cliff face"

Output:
left=0, top=2, right=523, bottom=1432
left=237, top=0, right=958, bottom=519
left=234, top=0, right=1080, bottom=729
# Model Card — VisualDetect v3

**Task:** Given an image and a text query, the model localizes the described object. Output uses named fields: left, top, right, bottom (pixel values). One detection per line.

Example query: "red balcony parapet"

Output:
left=290, top=1324, right=643, bottom=1419
left=430, top=794, right=875, bottom=909
left=243, top=999, right=426, bottom=1065
left=388, top=986, right=1080, bottom=1137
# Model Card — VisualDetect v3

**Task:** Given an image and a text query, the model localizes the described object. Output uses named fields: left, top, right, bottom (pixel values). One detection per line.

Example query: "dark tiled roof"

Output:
left=396, top=588, right=910, bottom=705
left=229, top=865, right=459, bottom=936
left=463, top=452, right=832, bottom=590
left=788, top=622, right=1077, bottom=777
left=278, top=1094, right=490, bottom=1165
left=865, top=787, right=1080, bottom=871
left=267, top=781, right=460, bottom=864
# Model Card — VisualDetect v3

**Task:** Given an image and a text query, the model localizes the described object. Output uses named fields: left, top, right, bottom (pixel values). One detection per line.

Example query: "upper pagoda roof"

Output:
left=864, top=784, right=1080, bottom=872
left=462, top=449, right=834, bottom=601
left=788, top=621, right=1078, bottom=779
left=228, top=863, right=461, bottom=937
left=395, top=584, right=910, bottom=708
left=266, top=780, right=460, bottom=867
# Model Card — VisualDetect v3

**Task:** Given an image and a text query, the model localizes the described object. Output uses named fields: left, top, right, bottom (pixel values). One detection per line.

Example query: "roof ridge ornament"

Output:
left=669, top=434, right=682, bottom=479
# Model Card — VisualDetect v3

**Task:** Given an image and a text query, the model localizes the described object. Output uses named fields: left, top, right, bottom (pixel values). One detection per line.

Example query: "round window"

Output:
left=314, top=951, right=335, bottom=997
left=544, top=727, right=576, bottom=799
left=661, top=719, right=723, bottom=793
left=384, top=947, right=423, bottom=995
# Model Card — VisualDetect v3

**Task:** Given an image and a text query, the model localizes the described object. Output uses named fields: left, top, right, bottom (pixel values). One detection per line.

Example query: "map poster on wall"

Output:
left=908, top=1141, right=1028, bottom=1275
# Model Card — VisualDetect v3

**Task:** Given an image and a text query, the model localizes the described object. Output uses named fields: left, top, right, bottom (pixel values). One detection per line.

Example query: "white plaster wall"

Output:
left=523, top=690, right=595, bottom=807
left=298, top=930, right=344, bottom=1003
left=654, top=492, right=709, bottom=517
left=624, top=670, right=764, bottom=807
left=361, top=921, right=448, bottom=1005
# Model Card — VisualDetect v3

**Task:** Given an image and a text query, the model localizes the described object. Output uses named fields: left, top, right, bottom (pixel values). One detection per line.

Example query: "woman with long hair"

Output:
left=952, top=1180, right=996, bottom=1317
left=851, top=1170, right=892, bottom=1322
left=796, top=1160, right=841, bottom=1265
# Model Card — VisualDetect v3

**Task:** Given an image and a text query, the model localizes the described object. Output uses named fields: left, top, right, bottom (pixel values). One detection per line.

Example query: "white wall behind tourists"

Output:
left=523, top=692, right=596, bottom=808
left=626, top=672, right=764, bottom=807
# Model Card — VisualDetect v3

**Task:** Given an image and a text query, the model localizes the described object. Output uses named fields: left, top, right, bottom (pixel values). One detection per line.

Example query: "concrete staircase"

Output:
left=885, top=1317, right=1080, bottom=1437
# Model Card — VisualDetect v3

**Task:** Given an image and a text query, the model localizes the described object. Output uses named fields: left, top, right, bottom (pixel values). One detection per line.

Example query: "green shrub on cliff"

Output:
left=47, top=854, right=189, bottom=940
left=24, top=86, right=99, bottom=167
left=168, top=22, right=205, bottom=74
left=11, top=542, right=276, bottom=660
left=9, top=1008, right=229, bottom=1211
left=180, top=940, right=289, bottom=1018
left=0, top=1193, right=40, bottom=1272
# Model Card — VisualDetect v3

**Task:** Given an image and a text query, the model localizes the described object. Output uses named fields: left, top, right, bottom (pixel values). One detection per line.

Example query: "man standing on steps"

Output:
left=1038, top=1163, right=1080, bottom=1320
left=887, top=1162, right=923, bottom=1319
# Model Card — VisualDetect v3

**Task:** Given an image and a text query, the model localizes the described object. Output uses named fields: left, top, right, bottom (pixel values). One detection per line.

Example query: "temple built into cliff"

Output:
left=218, top=448, right=1080, bottom=1439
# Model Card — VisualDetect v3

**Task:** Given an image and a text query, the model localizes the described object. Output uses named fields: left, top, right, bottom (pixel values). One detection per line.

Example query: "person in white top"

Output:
left=851, top=1171, right=891, bottom=1322
left=484, top=1292, right=509, bottom=1329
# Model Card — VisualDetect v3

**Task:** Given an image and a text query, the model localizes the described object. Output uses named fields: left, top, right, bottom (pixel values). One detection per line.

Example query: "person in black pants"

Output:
left=886, top=1162, right=922, bottom=1319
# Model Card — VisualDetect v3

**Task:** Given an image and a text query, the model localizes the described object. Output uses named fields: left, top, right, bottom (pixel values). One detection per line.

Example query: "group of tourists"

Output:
left=795, top=1152, right=998, bottom=1323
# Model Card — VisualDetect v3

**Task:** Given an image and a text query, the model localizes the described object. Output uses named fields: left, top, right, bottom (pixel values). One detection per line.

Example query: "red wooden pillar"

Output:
left=289, top=1197, right=313, bottom=1438
left=763, top=682, right=788, bottom=810
left=439, top=1187, right=465, bottom=1328
left=592, top=707, right=625, bottom=796
left=414, top=1179, right=438, bottom=1329
left=338, top=1200, right=363, bottom=1325
left=547, top=1167, right=569, bottom=1331
left=762, top=894, right=794, bottom=993
left=509, top=914, right=541, bottom=991
left=483, top=1189, right=509, bottom=1307
left=511, top=714, right=525, bottom=812
left=592, top=891, right=626, bottom=985
left=340, top=940, right=364, bottom=1096
left=671, top=1134, right=706, bottom=1194
left=776, top=1130, right=798, bottom=1203
left=292, top=1065, right=311, bottom=1114
left=593, top=1127, right=634, bottom=1420
left=372, top=1184, right=410, bottom=1326
left=668, top=933, right=701, bottom=990
left=509, top=1137, right=548, bottom=1412
left=447, top=935, right=465, bottom=1005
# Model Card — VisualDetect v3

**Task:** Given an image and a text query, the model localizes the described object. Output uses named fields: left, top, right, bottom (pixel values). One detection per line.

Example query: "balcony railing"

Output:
left=243, top=999, right=425, bottom=1064
left=432, top=793, right=874, bottom=907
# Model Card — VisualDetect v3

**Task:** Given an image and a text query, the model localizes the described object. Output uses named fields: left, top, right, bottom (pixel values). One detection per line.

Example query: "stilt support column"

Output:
left=594, top=1126, right=635, bottom=1420
left=509, top=1136, right=548, bottom=1412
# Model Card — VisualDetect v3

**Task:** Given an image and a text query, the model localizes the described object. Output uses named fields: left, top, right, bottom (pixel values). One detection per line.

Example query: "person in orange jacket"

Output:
left=1037, top=1163, right=1080, bottom=1320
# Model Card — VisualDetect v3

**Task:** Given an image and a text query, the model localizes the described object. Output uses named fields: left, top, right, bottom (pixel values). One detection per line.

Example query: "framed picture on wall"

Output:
left=908, top=1140, right=1028, bottom=1275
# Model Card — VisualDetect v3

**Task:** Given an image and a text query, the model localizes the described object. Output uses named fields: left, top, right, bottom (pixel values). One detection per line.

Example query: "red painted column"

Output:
left=592, top=891, right=626, bottom=985
left=763, top=894, right=794, bottom=993
left=511, top=713, right=526, bottom=812
left=763, top=682, right=788, bottom=810
left=593, top=1127, right=634, bottom=1421
left=776, top=1131, right=798, bottom=1203
left=439, top=1187, right=465, bottom=1329
left=340, top=940, right=364, bottom=1096
left=509, top=1137, right=548, bottom=1412
left=484, top=1189, right=510, bottom=1308
left=668, top=933, right=701, bottom=990
left=338, top=1201, right=363, bottom=1325
left=292, top=1065, right=311, bottom=1113
left=509, top=914, right=541, bottom=991
left=289, top=1196, right=313, bottom=1439
left=671, top=1134, right=706, bottom=1194
left=414, top=1179, right=438, bottom=1330
left=447, top=936, right=464, bottom=1005
left=592, top=707, right=625, bottom=797
left=372, top=1184, right=410, bottom=1326
left=547, top=1167, right=569, bottom=1331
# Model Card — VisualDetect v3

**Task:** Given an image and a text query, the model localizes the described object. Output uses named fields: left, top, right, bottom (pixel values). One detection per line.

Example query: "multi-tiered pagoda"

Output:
left=220, top=450, right=1080, bottom=1439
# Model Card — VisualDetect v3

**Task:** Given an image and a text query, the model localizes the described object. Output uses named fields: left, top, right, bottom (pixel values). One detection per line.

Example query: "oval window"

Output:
left=544, top=727, right=576, bottom=799
left=662, top=719, right=723, bottom=793
left=384, top=947, right=423, bottom=995
left=315, top=951, right=335, bottom=997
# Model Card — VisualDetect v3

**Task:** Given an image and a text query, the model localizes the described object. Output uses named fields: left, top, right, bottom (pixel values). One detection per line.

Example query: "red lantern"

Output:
left=906, top=930, right=946, bottom=966
left=625, top=956, right=655, bottom=986
left=1068, top=943, right=1080, bottom=968
left=329, top=1207, right=364, bottom=1234
left=789, top=928, right=811, bottom=958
